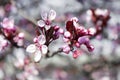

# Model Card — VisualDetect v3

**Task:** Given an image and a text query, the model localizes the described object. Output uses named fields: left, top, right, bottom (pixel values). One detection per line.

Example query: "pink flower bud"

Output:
left=73, top=50, right=82, bottom=59
left=64, top=31, right=71, bottom=38
left=18, top=32, right=24, bottom=39
left=78, top=36, right=89, bottom=45
left=87, top=45, right=94, bottom=52
left=75, top=42, right=80, bottom=48
left=58, top=28, right=64, bottom=34
left=62, top=45, right=70, bottom=54
left=88, top=28, right=96, bottom=36
left=54, top=25, right=60, bottom=31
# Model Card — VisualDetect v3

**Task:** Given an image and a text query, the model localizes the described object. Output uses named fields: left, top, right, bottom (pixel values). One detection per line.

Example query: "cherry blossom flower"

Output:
left=1, top=18, right=15, bottom=30
left=26, top=35, right=48, bottom=62
left=0, top=18, right=25, bottom=48
left=26, top=10, right=64, bottom=62
left=37, top=9, right=56, bottom=30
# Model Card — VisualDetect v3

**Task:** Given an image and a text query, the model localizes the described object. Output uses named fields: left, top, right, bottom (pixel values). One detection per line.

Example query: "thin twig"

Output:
left=46, top=48, right=63, bottom=58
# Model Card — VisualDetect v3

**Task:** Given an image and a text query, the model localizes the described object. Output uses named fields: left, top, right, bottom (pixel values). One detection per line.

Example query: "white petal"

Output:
left=34, top=50, right=42, bottom=62
left=37, top=20, right=45, bottom=27
left=38, top=35, right=46, bottom=45
left=45, top=25, right=51, bottom=30
left=26, top=44, right=36, bottom=53
left=41, top=45, right=48, bottom=54
left=73, top=21, right=79, bottom=29
left=41, top=11, right=48, bottom=20
left=48, top=10, right=56, bottom=21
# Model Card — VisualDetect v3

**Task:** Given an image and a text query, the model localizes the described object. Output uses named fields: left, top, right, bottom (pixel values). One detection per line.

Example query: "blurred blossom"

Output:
left=0, top=18, right=24, bottom=48
left=1, top=18, right=15, bottom=30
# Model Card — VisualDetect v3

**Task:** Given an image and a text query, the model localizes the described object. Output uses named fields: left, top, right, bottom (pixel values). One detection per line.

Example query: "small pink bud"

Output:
left=78, top=36, right=89, bottom=45
left=18, top=32, right=24, bottom=39
left=75, top=42, right=80, bottom=48
left=73, top=50, right=82, bottom=59
left=54, top=25, right=60, bottom=31
left=64, top=31, right=71, bottom=38
left=58, top=28, right=64, bottom=34
left=62, top=45, right=70, bottom=54
left=88, top=28, right=96, bottom=36
left=87, top=45, right=94, bottom=52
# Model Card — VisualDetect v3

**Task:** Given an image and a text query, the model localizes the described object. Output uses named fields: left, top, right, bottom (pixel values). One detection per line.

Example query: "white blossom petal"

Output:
left=41, top=11, right=48, bottom=20
left=45, top=25, right=51, bottom=30
left=41, top=45, right=48, bottom=54
left=48, top=10, right=56, bottom=21
left=34, top=50, right=42, bottom=62
left=37, top=20, right=45, bottom=27
left=38, top=35, right=46, bottom=45
left=26, top=44, right=36, bottom=53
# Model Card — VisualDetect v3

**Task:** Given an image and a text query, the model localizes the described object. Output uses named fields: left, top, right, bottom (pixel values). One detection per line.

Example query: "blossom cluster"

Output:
left=26, top=10, right=63, bottom=62
left=86, top=8, right=110, bottom=36
left=26, top=10, right=96, bottom=61
left=0, top=9, right=111, bottom=62
left=62, top=17, right=95, bottom=58
left=0, top=18, right=24, bottom=51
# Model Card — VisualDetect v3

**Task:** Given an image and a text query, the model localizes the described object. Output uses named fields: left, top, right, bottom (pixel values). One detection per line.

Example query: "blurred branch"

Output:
left=10, top=0, right=37, bottom=41
left=11, top=0, right=38, bottom=26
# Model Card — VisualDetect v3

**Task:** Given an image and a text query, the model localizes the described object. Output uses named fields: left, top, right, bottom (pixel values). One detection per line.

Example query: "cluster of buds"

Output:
left=86, top=8, right=110, bottom=36
left=26, top=10, right=63, bottom=62
left=62, top=17, right=95, bottom=58
left=0, top=18, right=24, bottom=51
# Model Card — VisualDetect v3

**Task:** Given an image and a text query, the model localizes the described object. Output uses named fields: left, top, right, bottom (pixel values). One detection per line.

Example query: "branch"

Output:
left=10, top=0, right=38, bottom=26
